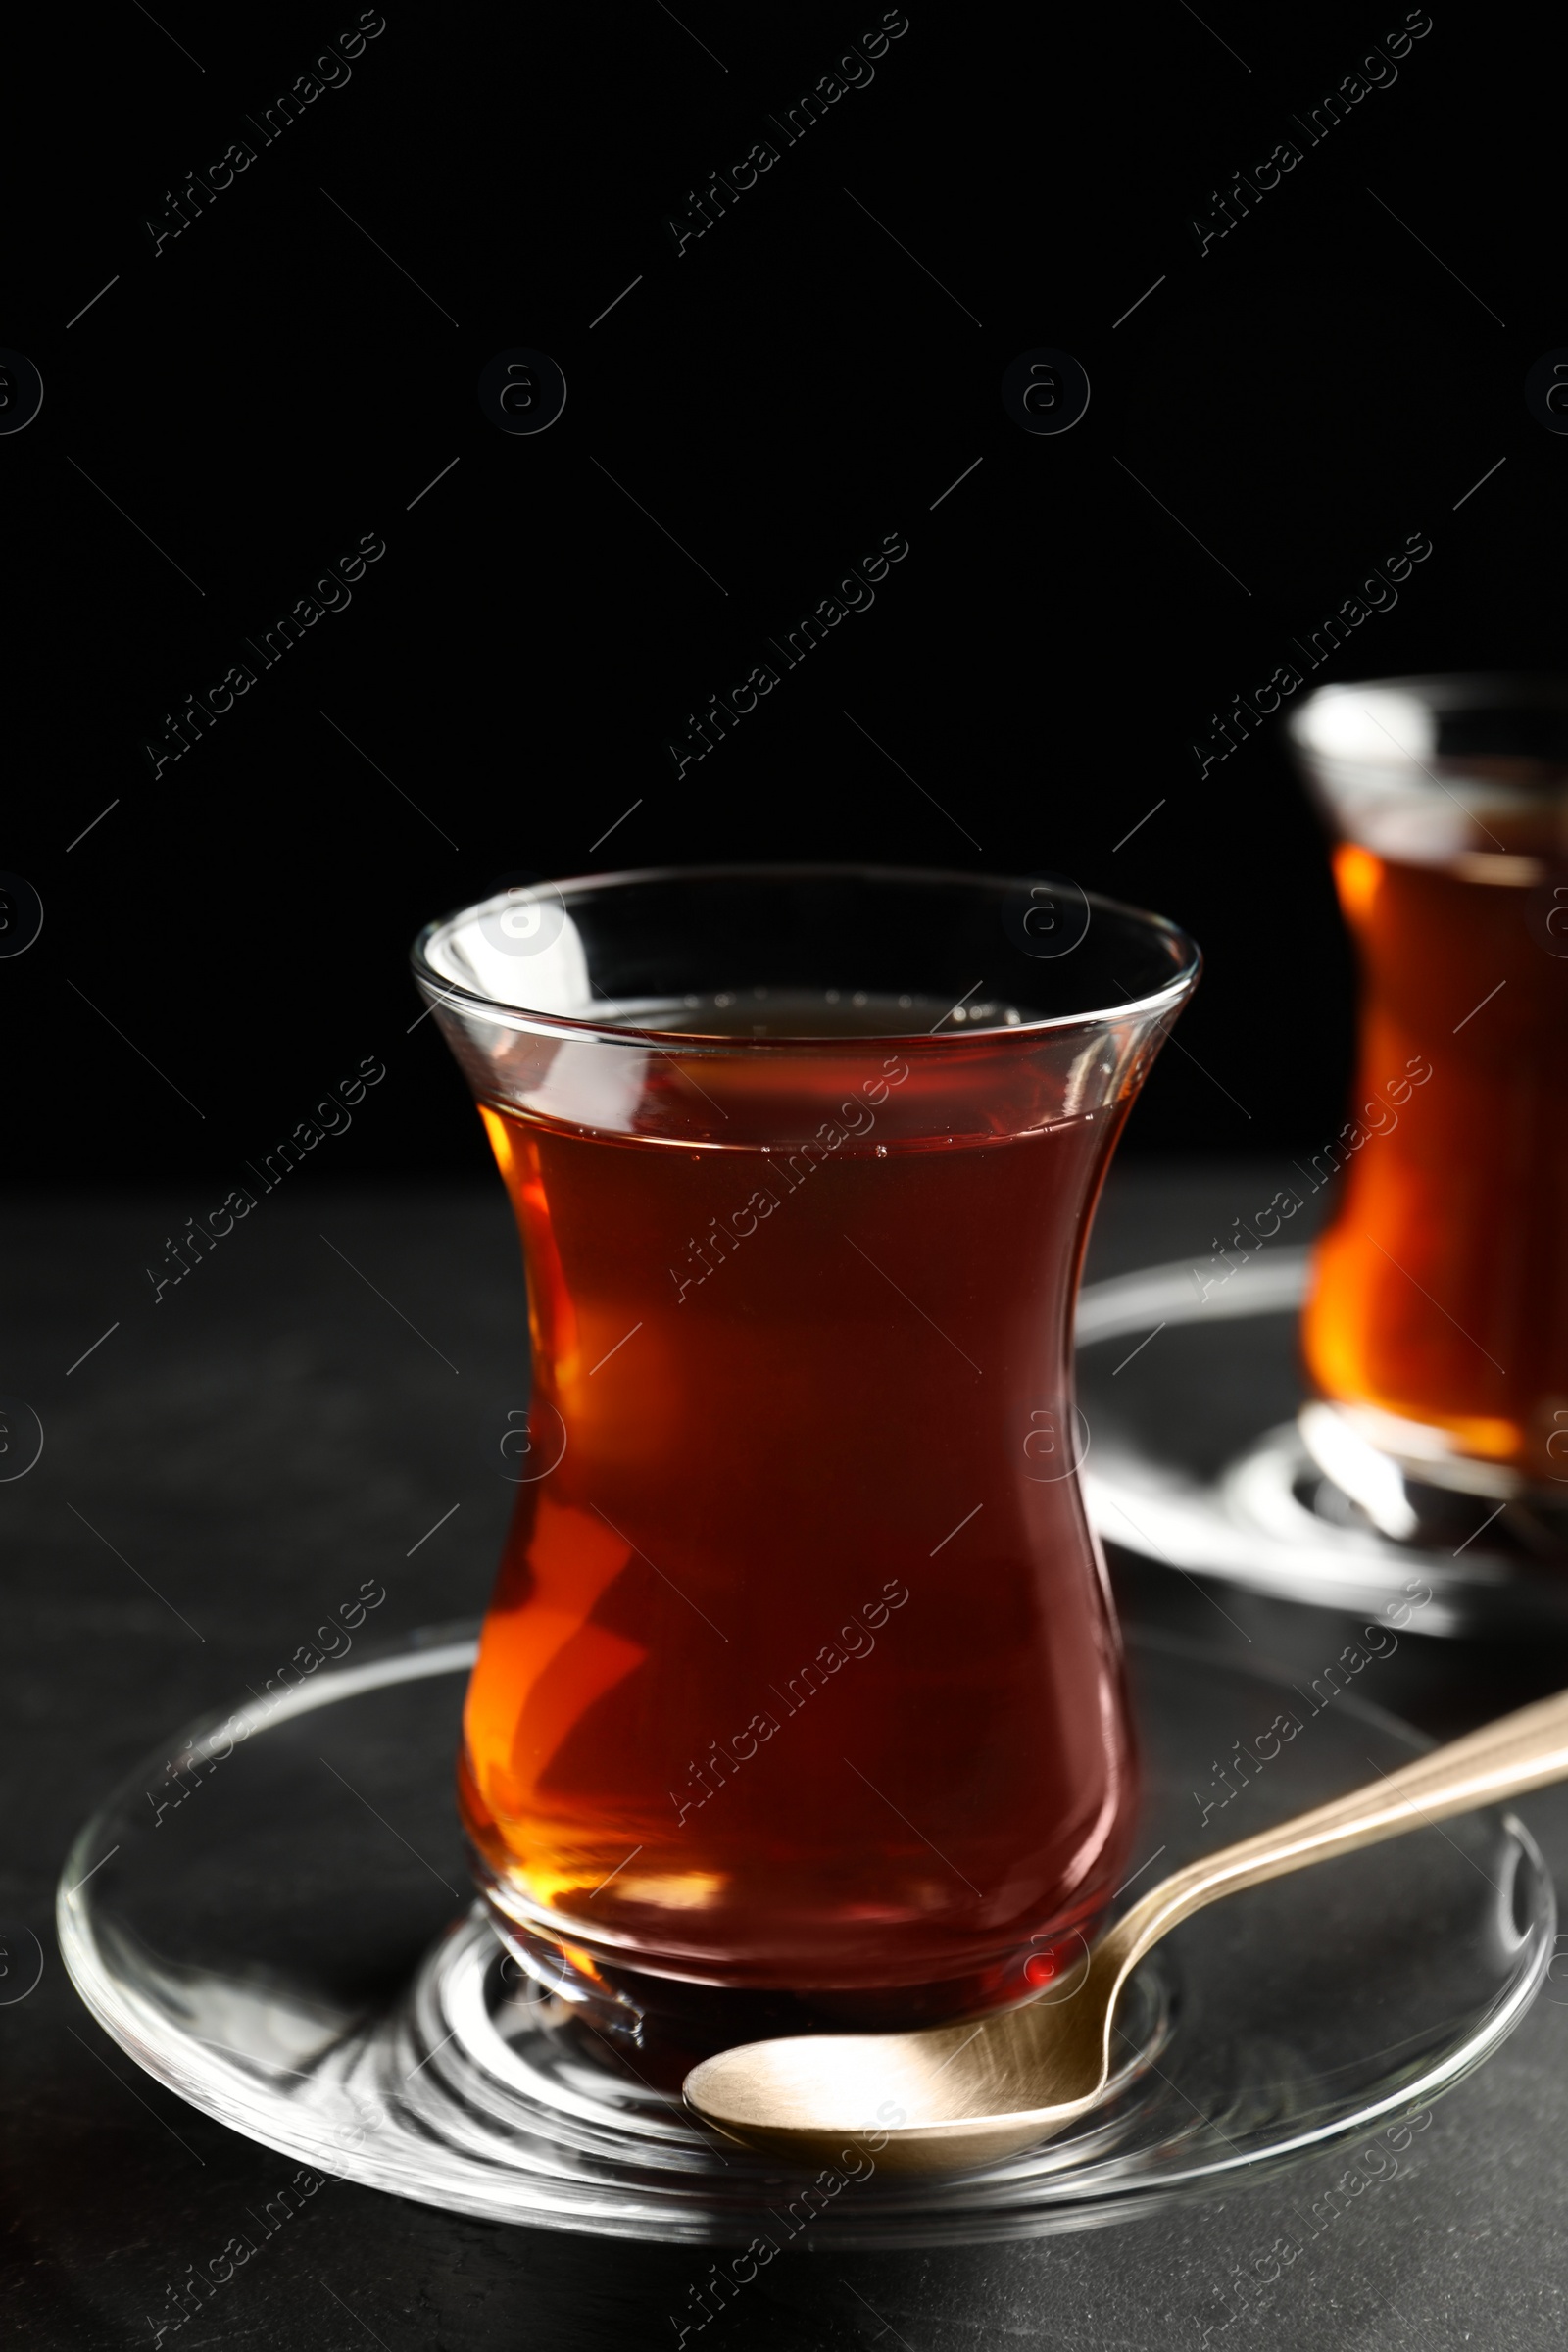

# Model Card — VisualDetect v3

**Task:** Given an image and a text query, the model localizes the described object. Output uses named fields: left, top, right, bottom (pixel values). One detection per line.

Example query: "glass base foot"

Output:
left=473, top=1875, right=1098, bottom=2093
left=1079, top=1250, right=1568, bottom=1633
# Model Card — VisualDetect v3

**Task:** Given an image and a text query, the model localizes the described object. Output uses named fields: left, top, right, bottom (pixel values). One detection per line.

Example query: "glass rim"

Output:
left=410, top=860, right=1201, bottom=1050
left=1288, top=671, right=1568, bottom=765
left=1297, top=668, right=1568, bottom=702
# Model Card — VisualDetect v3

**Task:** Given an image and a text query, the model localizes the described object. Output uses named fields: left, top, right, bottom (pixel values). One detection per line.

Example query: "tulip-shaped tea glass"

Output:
left=413, top=866, right=1200, bottom=2069
left=1289, top=679, right=1568, bottom=1530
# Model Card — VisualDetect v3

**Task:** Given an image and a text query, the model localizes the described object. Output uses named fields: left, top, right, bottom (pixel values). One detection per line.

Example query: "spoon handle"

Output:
left=1106, top=1683, right=1568, bottom=1980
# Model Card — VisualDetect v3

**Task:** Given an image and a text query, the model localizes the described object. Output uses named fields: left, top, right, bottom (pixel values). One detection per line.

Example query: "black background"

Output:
left=9, top=9, right=1568, bottom=2346
left=7, top=0, right=1560, bottom=1191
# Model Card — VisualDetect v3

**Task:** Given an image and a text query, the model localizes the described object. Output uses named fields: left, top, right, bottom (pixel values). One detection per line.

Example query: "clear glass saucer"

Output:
left=1077, top=1250, right=1568, bottom=1637
left=57, top=1625, right=1551, bottom=2247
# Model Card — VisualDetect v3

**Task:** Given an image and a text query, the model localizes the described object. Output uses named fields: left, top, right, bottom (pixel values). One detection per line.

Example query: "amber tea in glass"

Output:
left=414, top=867, right=1199, bottom=2050
left=1291, top=678, right=1568, bottom=1502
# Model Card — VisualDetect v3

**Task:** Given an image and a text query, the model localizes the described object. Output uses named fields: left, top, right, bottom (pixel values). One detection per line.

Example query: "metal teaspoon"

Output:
left=684, top=1684, right=1568, bottom=2174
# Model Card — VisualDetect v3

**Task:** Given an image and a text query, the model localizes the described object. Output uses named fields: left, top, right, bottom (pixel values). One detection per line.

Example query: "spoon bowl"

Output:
left=687, top=1940, right=1124, bottom=2173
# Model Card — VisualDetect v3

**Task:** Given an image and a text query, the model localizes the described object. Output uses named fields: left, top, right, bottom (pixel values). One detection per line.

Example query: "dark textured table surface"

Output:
left=6, top=1164, right=1568, bottom=2349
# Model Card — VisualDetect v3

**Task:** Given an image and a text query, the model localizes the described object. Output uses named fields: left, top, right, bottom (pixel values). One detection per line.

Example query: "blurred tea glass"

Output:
left=413, top=867, right=1199, bottom=2060
left=1289, top=677, right=1568, bottom=1526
